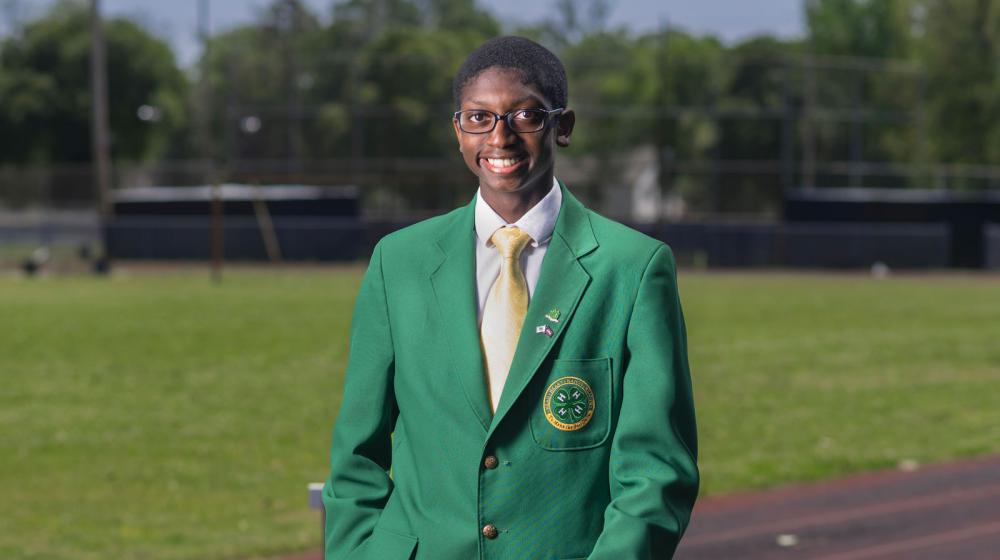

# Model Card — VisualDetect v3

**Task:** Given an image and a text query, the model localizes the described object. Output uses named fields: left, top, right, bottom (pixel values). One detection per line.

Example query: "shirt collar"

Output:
left=475, top=177, right=562, bottom=249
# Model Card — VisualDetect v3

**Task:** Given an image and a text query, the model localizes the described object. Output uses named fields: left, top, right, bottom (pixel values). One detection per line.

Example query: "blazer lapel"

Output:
left=489, top=183, right=599, bottom=434
left=429, top=199, right=493, bottom=433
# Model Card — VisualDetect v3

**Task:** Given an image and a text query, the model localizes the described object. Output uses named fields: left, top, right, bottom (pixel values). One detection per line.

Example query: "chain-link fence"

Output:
left=4, top=49, right=1000, bottom=269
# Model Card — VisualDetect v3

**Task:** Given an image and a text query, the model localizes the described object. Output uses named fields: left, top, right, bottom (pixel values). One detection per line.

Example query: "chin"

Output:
left=485, top=182, right=531, bottom=196
left=485, top=173, right=548, bottom=194
left=479, top=175, right=522, bottom=192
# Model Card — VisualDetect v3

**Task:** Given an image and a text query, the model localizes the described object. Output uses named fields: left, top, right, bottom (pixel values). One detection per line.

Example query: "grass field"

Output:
left=1, top=266, right=998, bottom=559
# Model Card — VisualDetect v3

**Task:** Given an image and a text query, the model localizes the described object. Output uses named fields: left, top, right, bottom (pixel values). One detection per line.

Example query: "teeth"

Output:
left=486, top=157, right=521, bottom=168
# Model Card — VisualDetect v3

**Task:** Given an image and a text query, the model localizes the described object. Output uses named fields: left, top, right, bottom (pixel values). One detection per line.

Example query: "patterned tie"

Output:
left=481, top=226, right=534, bottom=412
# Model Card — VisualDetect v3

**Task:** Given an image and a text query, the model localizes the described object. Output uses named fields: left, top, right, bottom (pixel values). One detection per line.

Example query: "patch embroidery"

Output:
left=543, top=376, right=595, bottom=431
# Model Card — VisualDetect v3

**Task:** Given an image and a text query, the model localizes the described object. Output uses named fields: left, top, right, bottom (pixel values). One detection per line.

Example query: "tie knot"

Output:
left=490, top=227, right=533, bottom=260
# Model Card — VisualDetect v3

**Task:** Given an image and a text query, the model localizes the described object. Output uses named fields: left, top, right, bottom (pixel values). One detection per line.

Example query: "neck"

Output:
left=482, top=175, right=553, bottom=224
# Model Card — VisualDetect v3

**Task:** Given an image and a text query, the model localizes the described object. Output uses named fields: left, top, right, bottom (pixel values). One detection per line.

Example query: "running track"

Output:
left=676, top=455, right=1000, bottom=559
left=283, top=455, right=1000, bottom=559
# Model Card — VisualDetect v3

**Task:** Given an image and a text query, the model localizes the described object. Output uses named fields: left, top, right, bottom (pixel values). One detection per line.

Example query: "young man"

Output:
left=323, top=36, right=698, bottom=560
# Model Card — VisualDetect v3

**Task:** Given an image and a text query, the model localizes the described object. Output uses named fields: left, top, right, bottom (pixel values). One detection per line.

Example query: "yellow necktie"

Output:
left=481, top=226, right=534, bottom=412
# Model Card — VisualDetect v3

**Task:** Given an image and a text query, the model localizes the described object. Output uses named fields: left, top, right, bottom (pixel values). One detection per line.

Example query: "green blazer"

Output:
left=323, top=182, right=698, bottom=560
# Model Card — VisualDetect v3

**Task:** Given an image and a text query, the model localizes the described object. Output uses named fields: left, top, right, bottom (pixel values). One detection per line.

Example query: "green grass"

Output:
left=1, top=267, right=357, bottom=560
left=682, top=272, right=1000, bottom=495
left=1, top=267, right=998, bottom=559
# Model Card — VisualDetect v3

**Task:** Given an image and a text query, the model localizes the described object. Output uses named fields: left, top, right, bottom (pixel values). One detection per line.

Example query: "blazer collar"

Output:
left=474, top=177, right=561, bottom=249
left=429, top=180, right=599, bottom=435
left=550, top=179, right=599, bottom=259
left=433, top=179, right=596, bottom=261
left=429, top=197, right=493, bottom=432
left=487, top=180, right=598, bottom=432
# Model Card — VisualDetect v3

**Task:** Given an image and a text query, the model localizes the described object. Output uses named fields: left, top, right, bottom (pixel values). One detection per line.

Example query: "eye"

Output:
left=466, top=110, right=490, bottom=123
left=513, top=109, right=543, bottom=123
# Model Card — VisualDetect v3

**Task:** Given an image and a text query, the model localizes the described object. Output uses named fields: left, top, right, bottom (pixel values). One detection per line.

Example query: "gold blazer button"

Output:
left=482, top=524, right=498, bottom=539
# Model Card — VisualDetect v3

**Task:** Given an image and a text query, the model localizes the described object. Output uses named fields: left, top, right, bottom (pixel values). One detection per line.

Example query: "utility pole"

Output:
left=281, top=0, right=303, bottom=174
left=656, top=17, right=670, bottom=224
left=780, top=62, right=795, bottom=192
left=90, top=0, right=113, bottom=273
left=198, top=0, right=212, bottom=163
left=199, top=0, right=224, bottom=283
left=90, top=0, right=113, bottom=220
left=849, top=74, right=864, bottom=187
left=801, top=54, right=817, bottom=190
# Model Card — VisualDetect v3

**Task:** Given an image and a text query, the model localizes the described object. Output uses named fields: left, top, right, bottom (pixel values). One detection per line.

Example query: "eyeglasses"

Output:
left=453, top=108, right=564, bottom=134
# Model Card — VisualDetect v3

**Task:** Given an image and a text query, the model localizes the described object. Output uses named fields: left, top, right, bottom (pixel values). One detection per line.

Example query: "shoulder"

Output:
left=380, top=207, right=462, bottom=247
left=582, top=209, right=674, bottom=272
left=370, top=205, right=468, bottom=271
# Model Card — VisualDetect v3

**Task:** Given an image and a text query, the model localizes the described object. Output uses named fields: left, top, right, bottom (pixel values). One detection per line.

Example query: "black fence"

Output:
left=102, top=214, right=967, bottom=270
left=785, top=187, right=1000, bottom=268
left=4, top=177, right=999, bottom=269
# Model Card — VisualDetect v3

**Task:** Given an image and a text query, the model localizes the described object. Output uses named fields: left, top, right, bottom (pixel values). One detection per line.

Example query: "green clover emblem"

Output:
left=543, top=376, right=595, bottom=431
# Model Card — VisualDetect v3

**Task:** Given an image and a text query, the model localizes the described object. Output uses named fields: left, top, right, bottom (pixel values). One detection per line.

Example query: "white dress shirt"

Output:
left=474, top=177, right=562, bottom=324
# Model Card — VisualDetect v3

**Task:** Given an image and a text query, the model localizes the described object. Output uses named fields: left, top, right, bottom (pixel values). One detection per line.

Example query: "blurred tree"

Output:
left=356, top=27, right=489, bottom=157
left=198, top=0, right=321, bottom=162
left=511, top=0, right=610, bottom=55
left=560, top=28, right=727, bottom=158
left=804, top=0, right=926, bottom=185
left=329, top=0, right=422, bottom=40
left=0, top=0, right=187, bottom=163
left=4, top=0, right=994, bottom=204
left=417, top=0, right=500, bottom=36
left=804, top=0, right=1000, bottom=183
left=921, top=0, right=1000, bottom=167
left=559, top=30, right=646, bottom=153
left=549, top=29, right=646, bottom=206
left=717, top=36, right=800, bottom=210
left=806, top=0, right=916, bottom=58
left=200, top=0, right=499, bottom=162
left=315, top=0, right=499, bottom=159
left=556, top=27, right=735, bottom=209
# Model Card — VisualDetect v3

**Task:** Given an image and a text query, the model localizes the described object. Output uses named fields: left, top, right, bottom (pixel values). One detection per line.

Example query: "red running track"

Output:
left=676, top=455, right=1000, bottom=560
left=282, top=455, right=1000, bottom=559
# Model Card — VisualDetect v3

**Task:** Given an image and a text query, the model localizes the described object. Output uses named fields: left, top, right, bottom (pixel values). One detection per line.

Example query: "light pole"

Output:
left=90, top=0, right=112, bottom=219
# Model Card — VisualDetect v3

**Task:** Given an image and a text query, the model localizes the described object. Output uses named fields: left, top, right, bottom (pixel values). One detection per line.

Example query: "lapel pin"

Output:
left=545, top=308, right=561, bottom=323
left=536, top=325, right=554, bottom=337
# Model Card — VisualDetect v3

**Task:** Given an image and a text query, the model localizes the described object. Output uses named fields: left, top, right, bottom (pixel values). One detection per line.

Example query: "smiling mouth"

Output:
left=481, top=156, right=526, bottom=174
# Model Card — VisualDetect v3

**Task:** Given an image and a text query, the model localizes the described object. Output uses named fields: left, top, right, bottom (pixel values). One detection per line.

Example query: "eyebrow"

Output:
left=466, top=95, right=544, bottom=108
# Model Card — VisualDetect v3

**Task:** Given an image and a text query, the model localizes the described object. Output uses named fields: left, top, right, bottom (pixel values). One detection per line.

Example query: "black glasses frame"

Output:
left=453, top=108, right=565, bottom=134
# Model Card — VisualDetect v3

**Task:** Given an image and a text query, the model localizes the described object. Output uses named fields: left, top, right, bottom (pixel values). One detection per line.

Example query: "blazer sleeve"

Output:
left=589, top=244, right=700, bottom=559
left=322, top=241, right=398, bottom=559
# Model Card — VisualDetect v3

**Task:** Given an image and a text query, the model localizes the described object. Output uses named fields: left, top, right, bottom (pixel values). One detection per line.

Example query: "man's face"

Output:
left=453, top=67, right=574, bottom=198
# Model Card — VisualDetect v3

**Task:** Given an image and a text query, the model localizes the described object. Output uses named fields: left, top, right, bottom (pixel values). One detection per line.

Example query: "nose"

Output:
left=486, top=117, right=518, bottom=148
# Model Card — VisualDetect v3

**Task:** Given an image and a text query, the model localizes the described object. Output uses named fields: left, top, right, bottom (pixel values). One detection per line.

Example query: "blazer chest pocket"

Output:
left=530, top=357, right=612, bottom=451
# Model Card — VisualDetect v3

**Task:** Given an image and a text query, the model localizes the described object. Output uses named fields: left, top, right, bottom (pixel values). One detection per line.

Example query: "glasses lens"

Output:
left=509, top=109, right=546, bottom=132
left=458, top=110, right=494, bottom=133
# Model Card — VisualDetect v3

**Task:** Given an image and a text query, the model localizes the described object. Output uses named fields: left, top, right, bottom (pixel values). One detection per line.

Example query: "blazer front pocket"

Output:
left=530, top=357, right=612, bottom=451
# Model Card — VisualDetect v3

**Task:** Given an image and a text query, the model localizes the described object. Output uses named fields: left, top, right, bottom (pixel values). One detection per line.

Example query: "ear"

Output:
left=555, top=108, right=575, bottom=148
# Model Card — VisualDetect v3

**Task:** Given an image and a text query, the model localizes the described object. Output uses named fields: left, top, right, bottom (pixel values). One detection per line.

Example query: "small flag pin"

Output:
left=535, top=325, right=553, bottom=337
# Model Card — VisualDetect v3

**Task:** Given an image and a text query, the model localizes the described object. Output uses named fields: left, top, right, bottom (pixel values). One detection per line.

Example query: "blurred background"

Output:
left=2, top=0, right=999, bottom=269
left=1, top=1, right=998, bottom=559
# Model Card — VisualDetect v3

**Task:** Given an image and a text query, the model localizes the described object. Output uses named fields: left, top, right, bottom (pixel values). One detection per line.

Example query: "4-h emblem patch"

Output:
left=543, top=376, right=595, bottom=431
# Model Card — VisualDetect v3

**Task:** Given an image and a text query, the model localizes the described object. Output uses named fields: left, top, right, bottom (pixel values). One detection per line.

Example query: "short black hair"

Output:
left=453, top=36, right=568, bottom=109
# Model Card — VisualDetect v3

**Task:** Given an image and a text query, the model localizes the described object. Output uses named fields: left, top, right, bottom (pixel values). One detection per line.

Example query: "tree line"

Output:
left=1, top=0, right=997, bottom=192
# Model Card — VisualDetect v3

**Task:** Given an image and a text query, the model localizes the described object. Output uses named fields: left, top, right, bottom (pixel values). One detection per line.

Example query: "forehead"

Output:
left=460, top=67, right=550, bottom=109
